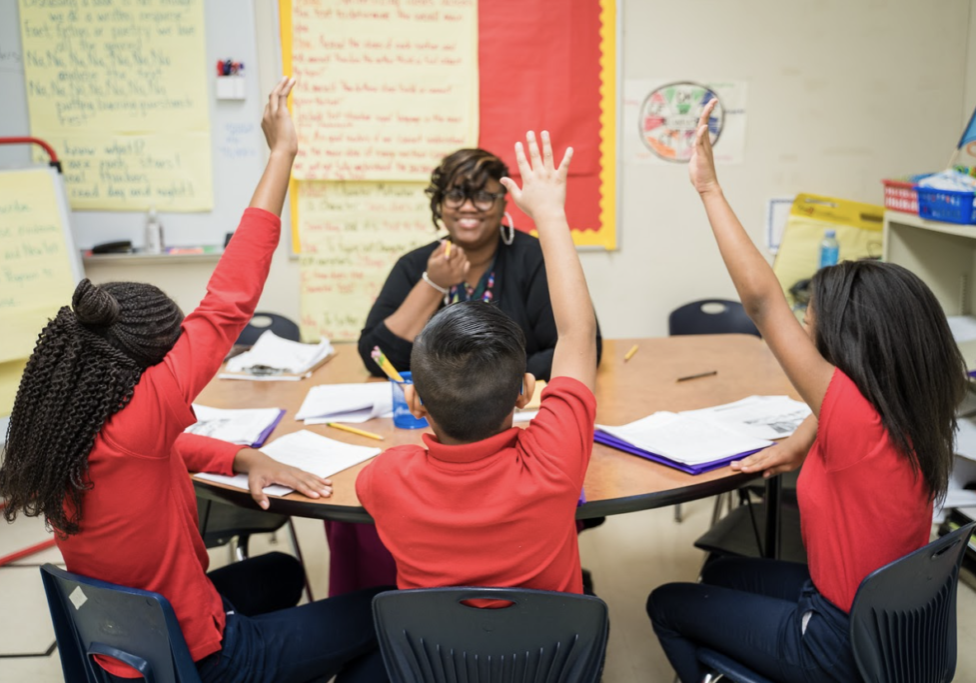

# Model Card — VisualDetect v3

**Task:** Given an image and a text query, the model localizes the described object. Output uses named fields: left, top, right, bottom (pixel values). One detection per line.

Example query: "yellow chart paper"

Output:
left=0, top=169, right=77, bottom=364
left=19, top=0, right=213, bottom=211
left=298, top=182, right=435, bottom=341
left=289, top=0, right=479, bottom=181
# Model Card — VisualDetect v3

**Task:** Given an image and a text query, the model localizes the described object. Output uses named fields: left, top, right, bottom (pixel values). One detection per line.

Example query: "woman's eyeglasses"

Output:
left=443, top=188, right=506, bottom=211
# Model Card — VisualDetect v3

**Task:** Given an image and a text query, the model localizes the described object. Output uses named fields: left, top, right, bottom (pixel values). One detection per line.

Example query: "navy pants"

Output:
left=107, top=552, right=389, bottom=683
left=647, top=557, right=859, bottom=683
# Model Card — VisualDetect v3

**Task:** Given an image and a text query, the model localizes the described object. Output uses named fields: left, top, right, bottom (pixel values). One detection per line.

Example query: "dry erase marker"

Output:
left=677, top=370, right=718, bottom=383
left=624, top=344, right=639, bottom=362
left=326, top=423, right=384, bottom=441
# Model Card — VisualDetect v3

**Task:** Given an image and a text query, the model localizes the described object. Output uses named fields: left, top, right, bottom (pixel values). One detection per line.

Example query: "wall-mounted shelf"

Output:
left=82, top=250, right=223, bottom=266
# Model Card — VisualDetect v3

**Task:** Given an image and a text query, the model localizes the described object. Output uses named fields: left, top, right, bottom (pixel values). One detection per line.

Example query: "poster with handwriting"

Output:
left=0, top=169, right=79, bottom=364
left=298, top=181, right=435, bottom=341
left=289, top=0, right=479, bottom=181
left=19, top=0, right=212, bottom=211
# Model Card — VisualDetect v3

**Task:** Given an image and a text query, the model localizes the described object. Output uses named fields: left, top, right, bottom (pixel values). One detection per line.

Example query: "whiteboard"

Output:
left=0, top=0, right=267, bottom=250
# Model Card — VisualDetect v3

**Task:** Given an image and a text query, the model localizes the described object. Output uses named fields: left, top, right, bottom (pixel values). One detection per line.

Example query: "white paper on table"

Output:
left=217, top=373, right=305, bottom=382
left=304, top=408, right=393, bottom=425
left=681, top=395, right=812, bottom=441
left=295, top=383, right=391, bottom=421
left=513, top=410, right=539, bottom=424
left=185, top=405, right=282, bottom=445
left=226, top=331, right=333, bottom=374
left=598, top=412, right=772, bottom=465
left=196, top=430, right=380, bottom=496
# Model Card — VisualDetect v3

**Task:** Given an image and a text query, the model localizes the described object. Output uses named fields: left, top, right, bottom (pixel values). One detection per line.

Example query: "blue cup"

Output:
left=390, top=371, right=428, bottom=429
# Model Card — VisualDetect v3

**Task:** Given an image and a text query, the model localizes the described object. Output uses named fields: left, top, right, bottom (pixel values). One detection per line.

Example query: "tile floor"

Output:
left=3, top=498, right=975, bottom=682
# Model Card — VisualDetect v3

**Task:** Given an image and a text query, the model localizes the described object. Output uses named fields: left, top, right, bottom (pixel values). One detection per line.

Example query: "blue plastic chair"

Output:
left=668, top=299, right=760, bottom=338
left=40, top=563, right=201, bottom=683
left=373, top=587, right=609, bottom=683
left=695, top=521, right=976, bottom=683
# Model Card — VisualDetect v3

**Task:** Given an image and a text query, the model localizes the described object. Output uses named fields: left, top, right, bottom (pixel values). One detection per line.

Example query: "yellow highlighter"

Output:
left=371, top=346, right=405, bottom=382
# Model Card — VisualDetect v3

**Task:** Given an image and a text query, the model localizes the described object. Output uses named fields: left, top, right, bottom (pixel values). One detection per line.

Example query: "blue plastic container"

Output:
left=390, top=371, right=428, bottom=429
left=915, top=185, right=976, bottom=225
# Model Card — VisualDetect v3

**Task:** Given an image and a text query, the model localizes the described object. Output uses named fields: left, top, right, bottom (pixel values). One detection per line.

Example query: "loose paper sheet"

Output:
left=289, top=0, right=479, bottom=180
left=19, top=0, right=213, bottom=210
left=0, top=169, right=77, bottom=363
left=298, top=181, right=435, bottom=341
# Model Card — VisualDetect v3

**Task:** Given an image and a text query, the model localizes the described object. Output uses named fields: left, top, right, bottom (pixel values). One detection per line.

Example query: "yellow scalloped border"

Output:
left=277, top=0, right=302, bottom=253
left=588, top=0, right=617, bottom=251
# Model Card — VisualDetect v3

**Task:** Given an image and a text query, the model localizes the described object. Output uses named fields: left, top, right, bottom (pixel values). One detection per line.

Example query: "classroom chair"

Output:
left=235, top=311, right=301, bottom=346
left=668, top=299, right=760, bottom=524
left=40, top=563, right=202, bottom=683
left=695, top=521, right=976, bottom=683
left=372, top=587, right=609, bottom=683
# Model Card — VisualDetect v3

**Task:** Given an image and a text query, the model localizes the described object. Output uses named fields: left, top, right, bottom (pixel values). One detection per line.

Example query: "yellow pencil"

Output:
left=445, top=240, right=452, bottom=258
left=624, top=344, right=639, bottom=362
left=326, top=422, right=385, bottom=441
left=371, top=346, right=405, bottom=382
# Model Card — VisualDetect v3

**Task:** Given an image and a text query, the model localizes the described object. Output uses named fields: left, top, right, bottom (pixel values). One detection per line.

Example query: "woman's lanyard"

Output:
left=448, top=259, right=497, bottom=304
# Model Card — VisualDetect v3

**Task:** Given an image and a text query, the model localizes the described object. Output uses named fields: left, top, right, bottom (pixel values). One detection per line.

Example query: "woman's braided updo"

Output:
left=0, top=279, right=184, bottom=536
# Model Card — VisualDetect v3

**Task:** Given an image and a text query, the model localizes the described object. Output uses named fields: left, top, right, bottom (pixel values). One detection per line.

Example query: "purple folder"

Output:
left=252, top=409, right=286, bottom=448
left=593, top=429, right=764, bottom=475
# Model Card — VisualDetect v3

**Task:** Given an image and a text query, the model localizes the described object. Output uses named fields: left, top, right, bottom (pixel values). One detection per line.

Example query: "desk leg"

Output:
left=763, top=475, right=781, bottom=559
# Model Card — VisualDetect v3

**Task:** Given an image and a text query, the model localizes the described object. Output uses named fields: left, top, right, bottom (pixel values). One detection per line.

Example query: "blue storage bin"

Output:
left=914, top=185, right=976, bottom=225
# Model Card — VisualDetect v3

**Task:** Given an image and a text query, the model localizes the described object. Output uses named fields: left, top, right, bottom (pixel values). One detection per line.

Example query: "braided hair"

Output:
left=0, top=279, right=184, bottom=536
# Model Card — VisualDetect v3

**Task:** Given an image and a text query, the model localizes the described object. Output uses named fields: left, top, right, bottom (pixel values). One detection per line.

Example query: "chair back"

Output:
left=668, top=299, right=760, bottom=337
left=235, top=312, right=300, bottom=346
left=196, top=497, right=288, bottom=549
left=40, top=563, right=201, bottom=683
left=849, top=521, right=976, bottom=683
left=372, top=587, right=608, bottom=683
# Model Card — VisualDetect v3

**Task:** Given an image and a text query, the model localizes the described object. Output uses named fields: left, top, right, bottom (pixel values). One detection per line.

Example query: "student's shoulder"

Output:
left=529, top=376, right=597, bottom=427
left=364, top=444, right=427, bottom=475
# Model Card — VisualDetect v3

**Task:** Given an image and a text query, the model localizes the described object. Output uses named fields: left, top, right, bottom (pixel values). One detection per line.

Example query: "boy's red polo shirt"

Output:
left=357, top=376, right=596, bottom=594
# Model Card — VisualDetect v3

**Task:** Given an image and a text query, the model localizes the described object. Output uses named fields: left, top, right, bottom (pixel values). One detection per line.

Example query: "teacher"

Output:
left=358, top=147, right=601, bottom=381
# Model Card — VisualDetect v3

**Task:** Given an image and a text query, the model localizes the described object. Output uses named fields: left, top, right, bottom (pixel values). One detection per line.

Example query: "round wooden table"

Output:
left=194, top=336, right=798, bottom=537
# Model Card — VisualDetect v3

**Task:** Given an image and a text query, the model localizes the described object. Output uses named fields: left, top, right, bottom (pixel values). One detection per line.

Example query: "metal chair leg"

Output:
left=674, top=503, right=684, bottom=523
left=286, top=518, right=314, bottom=603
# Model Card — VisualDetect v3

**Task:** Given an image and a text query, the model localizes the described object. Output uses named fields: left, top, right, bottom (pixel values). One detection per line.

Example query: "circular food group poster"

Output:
left=638, top=81, right=724, bottom=162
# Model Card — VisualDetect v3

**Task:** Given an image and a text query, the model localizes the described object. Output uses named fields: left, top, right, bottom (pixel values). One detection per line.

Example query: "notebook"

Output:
left=185, top=405, right=285, bottom=448
left=219, top=331, right=334, bottom=381
left=295, top=383, right=393, bottom=424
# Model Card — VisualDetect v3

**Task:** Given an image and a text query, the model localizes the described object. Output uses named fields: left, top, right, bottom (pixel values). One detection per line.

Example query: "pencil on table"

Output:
left=326, top=423, right=385, bottom=441
left=371, top=346, right=405, bottom=382
left=624, top=344, right=639, bottom=362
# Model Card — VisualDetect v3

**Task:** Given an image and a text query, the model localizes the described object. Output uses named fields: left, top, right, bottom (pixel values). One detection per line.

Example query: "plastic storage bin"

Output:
left=915, top=185, right=976, bottom=225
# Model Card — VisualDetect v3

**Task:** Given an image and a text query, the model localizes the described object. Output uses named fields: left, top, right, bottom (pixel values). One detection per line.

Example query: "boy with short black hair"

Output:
left=356, top=131, right=597, bottom=594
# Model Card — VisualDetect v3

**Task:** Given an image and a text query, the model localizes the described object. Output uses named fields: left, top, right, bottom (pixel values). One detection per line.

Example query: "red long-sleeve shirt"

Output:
left=56, top=208, right=278, bottom=677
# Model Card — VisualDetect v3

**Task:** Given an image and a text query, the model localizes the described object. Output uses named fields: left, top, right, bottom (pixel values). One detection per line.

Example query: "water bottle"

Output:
left=144, top=207, right=164, bottom=254
left=818, top=229, right=839, bottom=269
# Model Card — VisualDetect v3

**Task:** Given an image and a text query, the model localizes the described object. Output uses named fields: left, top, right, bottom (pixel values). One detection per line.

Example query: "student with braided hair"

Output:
left=0, top=78, right=387, bottom=683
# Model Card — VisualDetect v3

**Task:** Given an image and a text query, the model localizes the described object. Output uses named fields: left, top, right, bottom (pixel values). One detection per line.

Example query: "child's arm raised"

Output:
left=501, top=131, right=597, bottom=392
left=690, top=101, right=833, bottom=414
left=249, top=76, right=298, bottom=214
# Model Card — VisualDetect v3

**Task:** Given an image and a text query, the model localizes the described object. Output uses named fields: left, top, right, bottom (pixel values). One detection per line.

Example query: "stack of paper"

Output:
left=296, top=383, right=393, bottom=424
left=196, top=430, right=381, bottom=497
left=596, top=395, right=811, bottom=474
left=220, top=331, right=333, bottom=381
left=185, top=405, right=285, bottom=447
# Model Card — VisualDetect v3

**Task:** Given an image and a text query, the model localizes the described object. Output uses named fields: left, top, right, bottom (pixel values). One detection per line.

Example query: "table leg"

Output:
left=763, top=475, right=781, bottom=559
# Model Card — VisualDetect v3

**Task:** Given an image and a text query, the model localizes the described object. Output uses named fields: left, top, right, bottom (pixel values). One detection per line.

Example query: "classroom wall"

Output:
left=7, top=0, right=975, bottom=338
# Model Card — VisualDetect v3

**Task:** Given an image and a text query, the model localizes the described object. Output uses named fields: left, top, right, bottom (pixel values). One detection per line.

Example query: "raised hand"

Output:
left=500, top=131, right=572, bottom=222
left=688, top=99, right=719, bottom=195
left=261, top=76, right=298, bottom=157
left=426, top=240, right=470, bottom=289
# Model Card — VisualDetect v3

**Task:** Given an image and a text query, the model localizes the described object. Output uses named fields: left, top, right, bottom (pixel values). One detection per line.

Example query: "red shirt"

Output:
left=356, top=377, right=595, bottom=594
left=798, top=369, right=932, bottom=612
left=56, top=208, right=279, bottom=677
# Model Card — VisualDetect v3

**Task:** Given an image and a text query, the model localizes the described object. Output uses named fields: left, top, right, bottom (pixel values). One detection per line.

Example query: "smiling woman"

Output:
left=357, top=147, right=602, bottom=381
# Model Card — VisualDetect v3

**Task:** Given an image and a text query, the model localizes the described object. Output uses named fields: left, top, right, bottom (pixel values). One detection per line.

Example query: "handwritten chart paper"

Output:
left=19, top=0, right=212, bottom=211
left=298, top=181, right=434, bottom=341
left=289, top=0, right=479, bottom=180
left=0, top=169, right=77, bottom=363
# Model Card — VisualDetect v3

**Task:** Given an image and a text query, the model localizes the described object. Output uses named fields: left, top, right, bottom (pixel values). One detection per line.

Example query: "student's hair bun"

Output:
left=72, top=278, right=120, bottom=327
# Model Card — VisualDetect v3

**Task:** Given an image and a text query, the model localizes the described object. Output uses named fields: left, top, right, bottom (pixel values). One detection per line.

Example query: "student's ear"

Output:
left=515, top=372, right=537, bottom=410
left=404, top=384, right=429, bottom=420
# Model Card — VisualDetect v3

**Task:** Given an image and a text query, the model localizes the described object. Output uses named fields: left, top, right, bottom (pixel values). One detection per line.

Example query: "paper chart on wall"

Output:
left=623, top=79, right=747, bottom=165
left=298, top=181, right=435, bottom=342
left=288, top=0, right=479, bottom=181
left=18, top=0, right=212, bottom=211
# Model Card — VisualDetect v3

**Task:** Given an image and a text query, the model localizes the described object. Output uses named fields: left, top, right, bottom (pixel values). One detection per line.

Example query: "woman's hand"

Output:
left=730, top=437, right=809, bottom=479
left=261, top=76, right=298, bottom=157
left=501, top=131, right=572, bottom=222
left=233, top=447, right=332, bottom=510
left=688, top=99, right=720, bottom=195
left=425, top=240, right=469, bottom=289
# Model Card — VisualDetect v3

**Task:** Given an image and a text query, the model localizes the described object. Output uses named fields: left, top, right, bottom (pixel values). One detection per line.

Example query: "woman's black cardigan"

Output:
left=358, top=230, right=602, bottom=381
